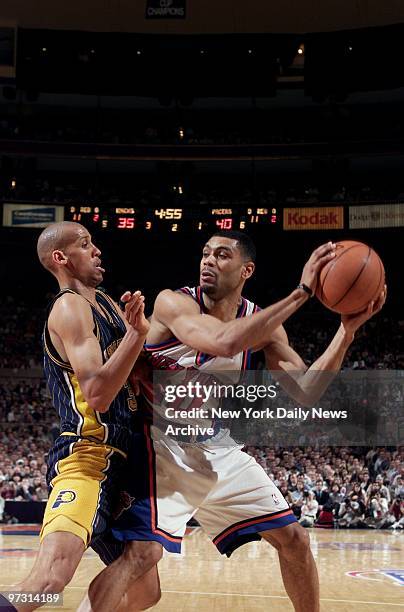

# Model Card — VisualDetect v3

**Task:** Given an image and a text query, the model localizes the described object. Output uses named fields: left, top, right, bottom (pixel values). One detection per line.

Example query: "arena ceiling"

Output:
left=1, top=0, right=404, bottom=34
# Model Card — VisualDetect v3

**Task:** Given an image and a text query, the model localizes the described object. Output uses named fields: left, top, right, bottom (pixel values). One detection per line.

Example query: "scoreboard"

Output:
left=67, top=205, right=278, bottom=232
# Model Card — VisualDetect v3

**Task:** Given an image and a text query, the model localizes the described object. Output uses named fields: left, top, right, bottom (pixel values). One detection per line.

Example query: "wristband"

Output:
left=297, top=283, right=313, bottom=297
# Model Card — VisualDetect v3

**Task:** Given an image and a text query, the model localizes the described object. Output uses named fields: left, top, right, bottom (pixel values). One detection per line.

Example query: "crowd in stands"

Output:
left=288, top=315, right=404, bottom=370
left=246, top=445, right=404, bottom=530
left=0, top=376, right=58, bottom=520
left=0, top=296, right=44, bottom=370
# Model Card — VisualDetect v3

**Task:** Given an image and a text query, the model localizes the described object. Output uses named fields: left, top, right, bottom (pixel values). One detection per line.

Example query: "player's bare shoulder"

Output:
left=154, top=289, right=200, bottom=317
left=48, top=291, right=93, bottom=337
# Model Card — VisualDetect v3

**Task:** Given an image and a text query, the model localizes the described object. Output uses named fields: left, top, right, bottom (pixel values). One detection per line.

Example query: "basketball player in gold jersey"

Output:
left=5, top=222, right=161, bottom=612
left=81, top=231, right=386, bottom=612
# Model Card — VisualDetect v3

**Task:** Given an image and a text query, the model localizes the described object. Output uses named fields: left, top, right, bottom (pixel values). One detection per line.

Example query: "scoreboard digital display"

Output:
left=66, top=205, right=278, bottom=232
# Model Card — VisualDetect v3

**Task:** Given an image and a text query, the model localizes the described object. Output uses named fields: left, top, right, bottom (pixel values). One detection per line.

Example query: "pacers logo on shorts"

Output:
left=52, top=490, right=77, bottom=509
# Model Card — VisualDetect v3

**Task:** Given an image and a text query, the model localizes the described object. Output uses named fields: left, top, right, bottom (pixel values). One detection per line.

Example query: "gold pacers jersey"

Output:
left=43, top=288, right=137, bottom=454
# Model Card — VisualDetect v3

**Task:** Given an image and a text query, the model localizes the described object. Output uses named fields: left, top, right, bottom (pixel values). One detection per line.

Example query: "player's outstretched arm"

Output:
left=263, top=286, right=386, bottom=406
left=50, top=291, right=149, bottom=412
left=152, top=242, right=336, bottom=357
left=153, top=284, right=315, bottom=358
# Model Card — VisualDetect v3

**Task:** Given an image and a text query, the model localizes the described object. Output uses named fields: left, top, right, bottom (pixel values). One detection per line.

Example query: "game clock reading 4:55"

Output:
left=66, top=206, right=277, bottom=231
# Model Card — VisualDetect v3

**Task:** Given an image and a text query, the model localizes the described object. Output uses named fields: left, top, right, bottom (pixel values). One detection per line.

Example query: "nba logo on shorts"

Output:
left=52, top=490, right=77, bottom=509
left=272, top=493, right=280, bottom=505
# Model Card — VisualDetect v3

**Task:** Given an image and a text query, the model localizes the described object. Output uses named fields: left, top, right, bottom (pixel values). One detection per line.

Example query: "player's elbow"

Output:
left=75, top=375, right=113, bottom=412
left=80, top=380, right=110, bottom=413
left=85, top=394, right=110, bottom=413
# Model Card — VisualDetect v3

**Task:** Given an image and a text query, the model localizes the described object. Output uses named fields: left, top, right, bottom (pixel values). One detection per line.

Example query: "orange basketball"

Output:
left=316, top=240, right=385, bottom=315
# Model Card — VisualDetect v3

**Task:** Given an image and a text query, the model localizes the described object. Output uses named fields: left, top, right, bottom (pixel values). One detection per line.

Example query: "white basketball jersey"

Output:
left=144, top=286, right=258, bottom=372
left=140, top=287, right=259, bottom=429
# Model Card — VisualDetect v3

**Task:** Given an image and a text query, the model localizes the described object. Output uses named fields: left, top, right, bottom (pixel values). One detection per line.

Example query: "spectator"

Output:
left=313, top=479, right=330, bottom=510
left=0, top=483, right=4, bottom=521
left=328, top=484, right=344, bottom=517
left=388, top=497, right=404, bottom=530
left=392, top=476, right=404, bottom=499
left=365, top=491, right=389, bottom=528
left=349, top=482, right=368, bottom=506
left=338, top=495, right=366, bottom=528
left=299, top=491, right=319, bottom=527
left=290, top=482, right=306, bottom=519
left=315, top=501, right=335, bottom=529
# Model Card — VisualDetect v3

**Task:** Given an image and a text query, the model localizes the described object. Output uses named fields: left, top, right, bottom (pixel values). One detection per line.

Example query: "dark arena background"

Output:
left=0, top=2, right=403, bottom=610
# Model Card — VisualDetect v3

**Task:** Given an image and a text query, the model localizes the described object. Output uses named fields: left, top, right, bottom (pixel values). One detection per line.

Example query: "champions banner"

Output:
left=145, top=0, right=186, bottom=19
left=349, top=203, right=404, bottom=229
left=283, top=207, right=344, bottom=230
left=2, top=203, right=64, bottom=228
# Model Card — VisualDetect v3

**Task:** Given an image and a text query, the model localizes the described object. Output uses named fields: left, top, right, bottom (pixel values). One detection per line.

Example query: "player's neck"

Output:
left=58, top=278, right=97, bottom=304
left=202, top=291, right=242, bottom=322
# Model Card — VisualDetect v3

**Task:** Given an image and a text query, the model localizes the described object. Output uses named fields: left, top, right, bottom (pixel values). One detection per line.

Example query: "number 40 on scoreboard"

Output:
left=215, top=218, right=233, bottom=230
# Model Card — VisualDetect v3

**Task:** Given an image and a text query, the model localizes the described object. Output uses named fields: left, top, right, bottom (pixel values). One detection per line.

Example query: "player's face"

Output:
left=200, top=236, right=254, bottom=298
left=63, top=226, right=104, bottom=287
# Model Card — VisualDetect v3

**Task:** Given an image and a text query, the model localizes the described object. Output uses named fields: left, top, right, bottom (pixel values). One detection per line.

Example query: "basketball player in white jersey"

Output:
left=82, top=231, right=385, bottom=612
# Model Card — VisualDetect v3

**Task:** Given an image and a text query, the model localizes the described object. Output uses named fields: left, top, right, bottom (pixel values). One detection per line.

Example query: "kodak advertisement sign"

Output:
left=283, top=207, right=344, bottom=230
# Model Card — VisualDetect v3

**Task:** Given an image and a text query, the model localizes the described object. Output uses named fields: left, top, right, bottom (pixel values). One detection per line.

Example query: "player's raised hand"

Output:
left=300, top=242, right=336, bottom=294
left=120, top=290, right=150, bottom=336
left=341, top=284, right=387, bottom=334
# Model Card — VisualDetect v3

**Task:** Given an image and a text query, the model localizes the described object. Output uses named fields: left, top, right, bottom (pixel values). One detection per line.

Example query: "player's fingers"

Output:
left=376, top=283, right=387, bottom=304
left=125, top=295, right=144, bottom=317
left=313, top=250, right=336, bottom=270
left=120, top=290, right=141, bottom=311
left=125, top=295, right=144, bottom=322
left=124, top=291, right=143, bottom=310
left=122, top=290, right=142, bottom=303
left=133, top=302, right=145, bottom=325
left=373, top=287, right=387, bottom=312
left=120, top=290, right=135, bottom=303
left=312, top=241, right=336, bottom=261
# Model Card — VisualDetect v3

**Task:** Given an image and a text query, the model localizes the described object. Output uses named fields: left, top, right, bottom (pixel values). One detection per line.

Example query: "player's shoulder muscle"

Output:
left=153, top=289, right=199, bottom=324
left=49, top=292, right=94, bottom=339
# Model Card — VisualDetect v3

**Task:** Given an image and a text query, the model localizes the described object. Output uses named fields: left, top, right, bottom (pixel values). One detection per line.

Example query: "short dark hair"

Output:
left=211, top=230, right=256, bottom=262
